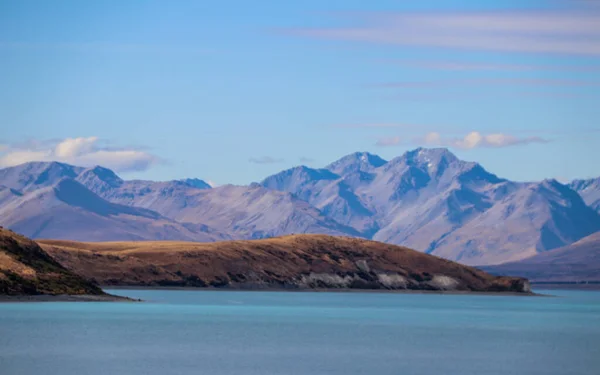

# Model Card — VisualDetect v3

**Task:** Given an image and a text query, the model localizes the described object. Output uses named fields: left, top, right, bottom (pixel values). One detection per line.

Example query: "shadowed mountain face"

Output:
left=570, top=178, right=600, bottom=212
left=482, top=231, right=600, bottom=282
left=1, top=149, right=599, bottom=266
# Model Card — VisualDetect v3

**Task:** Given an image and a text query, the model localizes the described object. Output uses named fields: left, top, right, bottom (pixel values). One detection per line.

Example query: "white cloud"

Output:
left=54, top=136, right=98, bottom=158
left=0, top=136, right=159, bottom=172
left=420, top=131, right=549, bottom=149
left=374, top=131, right=549, bottom=149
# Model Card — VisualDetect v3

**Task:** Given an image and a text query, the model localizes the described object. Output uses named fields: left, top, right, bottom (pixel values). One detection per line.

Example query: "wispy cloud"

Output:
left=248, top=156, right=284, bottom=164
left=385, top=90, right=593, bottom=102
left=0, top=42, right=213, bottom=55
left=0, top=136, right=159, bottom=172
left=331, top=123, right=412, bottom=129
left=282, top=10, right=600, bottom=56
left=372, top=78, right=600, bottom=89
left=380, top=59, right=600, bottom=72
left=375, top=136, right=402, bottom=147
left=299, top=156, right=314, bottom=163
left=373, top=131, right=549, bottom=149
left=418, top=131, right=549, bottom=149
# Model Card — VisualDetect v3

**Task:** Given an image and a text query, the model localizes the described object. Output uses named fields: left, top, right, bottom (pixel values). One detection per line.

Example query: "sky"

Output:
left=1, top=0, right=599, bottom=185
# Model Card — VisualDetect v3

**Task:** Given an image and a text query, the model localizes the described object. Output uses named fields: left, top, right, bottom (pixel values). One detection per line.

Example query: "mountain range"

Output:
left=1, top=148, right=599, bottom=266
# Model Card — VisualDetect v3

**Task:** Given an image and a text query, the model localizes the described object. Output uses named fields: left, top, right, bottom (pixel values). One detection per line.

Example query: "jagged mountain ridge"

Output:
left=0, top=162, right=357, bottom=242
left=259, top=148, right=600, bottom=265
left=1, top=148, right=599, bottom=266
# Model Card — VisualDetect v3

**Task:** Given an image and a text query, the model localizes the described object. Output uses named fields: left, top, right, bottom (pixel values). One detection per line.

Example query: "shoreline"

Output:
left=0, top=293, right=140, bottom=303
left=2, top=286, right=568, bottom=303
left=531, top=282, right=600, bottom=291
left=103, top=285, right=549, bottom=297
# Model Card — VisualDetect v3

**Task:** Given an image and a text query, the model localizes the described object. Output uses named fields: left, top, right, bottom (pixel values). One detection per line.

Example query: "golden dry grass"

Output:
left=38, top=234, right=529, bottom=292
left=0, top=252, right=37, bottom=277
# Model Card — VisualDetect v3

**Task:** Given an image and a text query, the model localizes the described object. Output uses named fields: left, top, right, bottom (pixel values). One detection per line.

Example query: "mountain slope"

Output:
left=0, top=178, right=228, bottom=242
left=569, top=177, right=600, bottom=212
left=482, top=231, right=600, bottom=282
left=429, top=180, right=600, bottom=265
left=39, top=234, right=531, bottom=293
left=130, top=184, right=360, bottom=239
left=261, top=166, right=378, bottom=236
left=0, top=227, right=103, bottom=295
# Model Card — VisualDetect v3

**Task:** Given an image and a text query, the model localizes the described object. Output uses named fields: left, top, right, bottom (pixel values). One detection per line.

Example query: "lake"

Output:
left=1, top=289, right=599, bottom=375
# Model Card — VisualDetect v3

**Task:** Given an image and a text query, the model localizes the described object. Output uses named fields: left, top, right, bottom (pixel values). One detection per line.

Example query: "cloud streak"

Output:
left=0, top=136, right=159, bottom=172
left=372, top=78, right=600, bottom=89
left=374, top=131, right=549, bottom=149
left=282, top=10, right=600, bottom=56
left=332, top=123, right=413, bottom=129
left=248, top=156, right=284, bottom=164
left=418, top=131, right=549, bottom=149
left=375, top=136, right=402, bottom=147
left=380, top=59, right=600, bottom=72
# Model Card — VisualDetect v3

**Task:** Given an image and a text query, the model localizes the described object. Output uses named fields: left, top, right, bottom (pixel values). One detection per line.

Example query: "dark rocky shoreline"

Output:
left=0, top=293, right=139, bottom=303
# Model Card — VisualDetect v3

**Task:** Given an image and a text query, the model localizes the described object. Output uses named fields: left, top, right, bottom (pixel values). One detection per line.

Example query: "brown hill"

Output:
left=0, top=227, right=104, bottom=296
left=483, top=231, right=600, bottom=282
left=39, top=235, right=531, bottom=293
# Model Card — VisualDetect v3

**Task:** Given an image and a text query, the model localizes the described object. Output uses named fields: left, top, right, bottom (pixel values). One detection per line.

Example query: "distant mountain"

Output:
left=261, top=148, right=600, bottom=265
left=325, top=151, right=387, bottom=176
left=2, top=150, right=599, bottom=266
left=261, top=166, right=378, bottom=236
left=180, top=178, right=212, bottom=190
left=0, top=161, right=83, bottom=192
left=569, top=177, right=600, bottom=212
left=90, top=180, right=359, bottom=239
left=0, top=161, right=354, bottom=242
left=483, top=231, right=600, bottom=282
left=426, top=179, right=600, bottom=265
left=0, top=177, right=228, bottom=242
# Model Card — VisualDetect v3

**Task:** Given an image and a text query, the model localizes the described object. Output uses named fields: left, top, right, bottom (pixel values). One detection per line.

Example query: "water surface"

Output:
left=1, top=289, right=599, bottom=375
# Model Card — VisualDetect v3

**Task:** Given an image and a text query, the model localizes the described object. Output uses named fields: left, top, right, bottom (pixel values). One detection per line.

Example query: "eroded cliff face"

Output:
left=40, top=235, right=532, bottom=294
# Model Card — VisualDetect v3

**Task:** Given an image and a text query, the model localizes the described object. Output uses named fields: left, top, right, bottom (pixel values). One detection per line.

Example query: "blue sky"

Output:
left=1, top=0, right=599, bottom=185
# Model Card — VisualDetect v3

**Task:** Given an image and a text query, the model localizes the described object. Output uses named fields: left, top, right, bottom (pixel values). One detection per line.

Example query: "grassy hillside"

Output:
left=0, top=227, right=104, bottom=296
left=40, top=234, right=531, bottom=293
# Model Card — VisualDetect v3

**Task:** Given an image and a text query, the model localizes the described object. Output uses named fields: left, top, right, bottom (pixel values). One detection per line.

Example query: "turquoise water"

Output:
left=1, top=289, right=599, bottom=375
